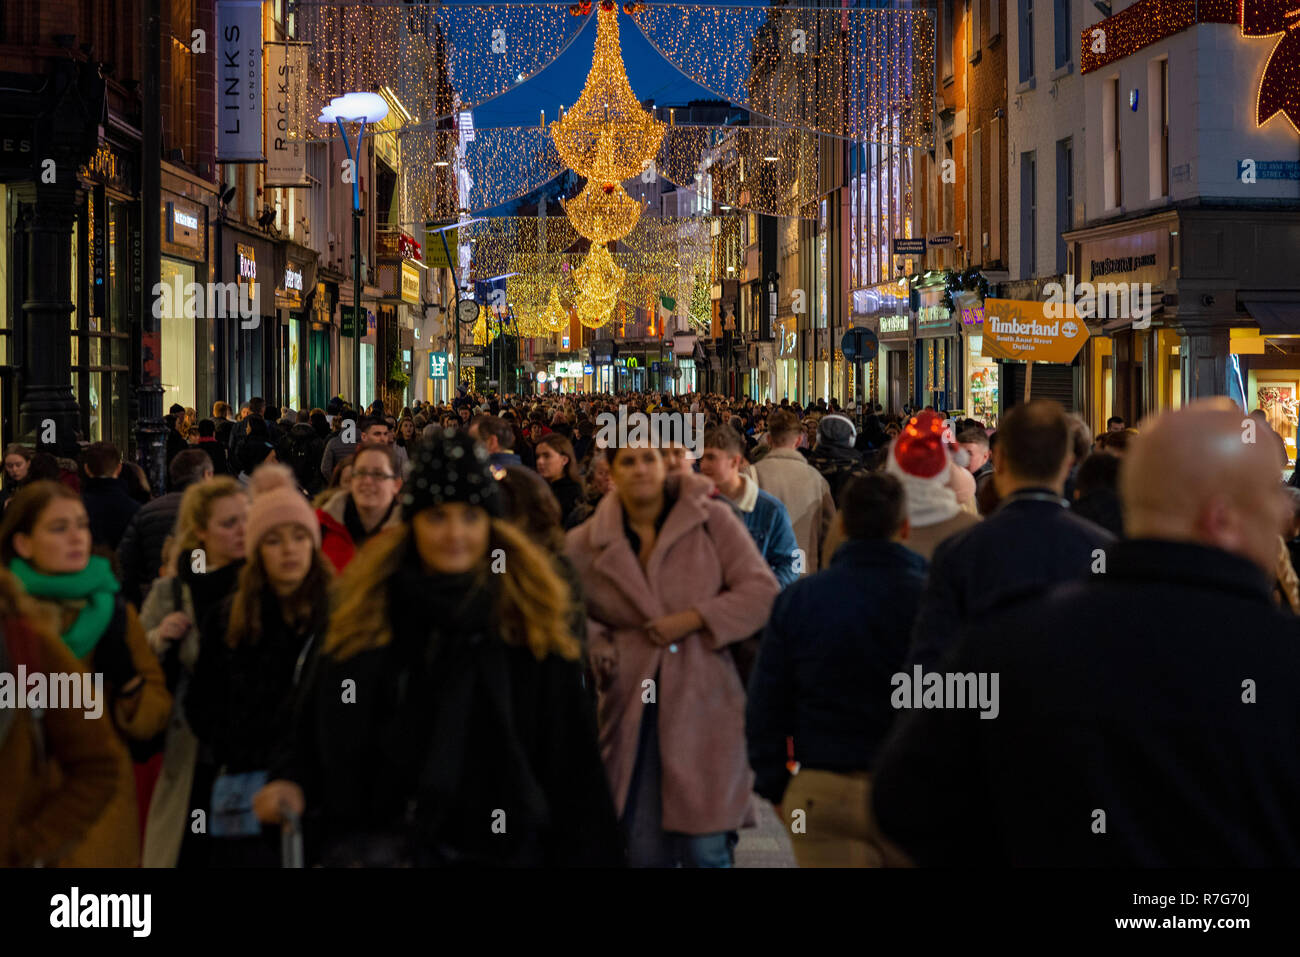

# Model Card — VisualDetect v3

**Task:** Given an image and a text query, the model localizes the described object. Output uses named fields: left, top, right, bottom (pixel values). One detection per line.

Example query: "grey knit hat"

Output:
left=818, top=413, right=858, bottom=447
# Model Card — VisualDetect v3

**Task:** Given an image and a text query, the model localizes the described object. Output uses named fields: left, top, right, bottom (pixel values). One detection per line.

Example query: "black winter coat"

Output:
left=82, top=476, right=141, bottom=551
left=116, top=490, right=185, bottom=608
left=906, top=489, right=1115, bottom=673
left=272, top=572, right=622, bottom=867
left=278, top=423, right=327, bottom=496
left=874, top=539, right=1300, bottom=866
left=196, top=438, right=229, bottom=476
left=548, top=476, right=583, bottom=525
left=747, top=539, right=927, bottom=804
left=806, top=443, right=870, bottom=503
left=187, top=592, right=318, bottom=773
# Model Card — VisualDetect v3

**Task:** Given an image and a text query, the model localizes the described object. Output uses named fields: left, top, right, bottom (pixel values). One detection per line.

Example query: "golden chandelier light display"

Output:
left=573, top=243, right=626, bottom=328
left=549, top=1, right=665, bottom=181
left=560, top=126, right=646, bottom=243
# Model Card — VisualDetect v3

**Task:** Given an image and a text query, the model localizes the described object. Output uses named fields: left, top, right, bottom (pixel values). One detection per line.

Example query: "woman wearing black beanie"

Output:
left=254, top=428, right=621, bottom=867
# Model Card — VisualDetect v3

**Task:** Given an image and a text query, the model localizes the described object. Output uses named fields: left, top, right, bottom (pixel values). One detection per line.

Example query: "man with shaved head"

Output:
left=871, top=399, right=1300, bottom=866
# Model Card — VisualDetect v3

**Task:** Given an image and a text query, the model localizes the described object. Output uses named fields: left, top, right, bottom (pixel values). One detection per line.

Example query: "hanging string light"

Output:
left=550, top=1, right=666, bottom=180
left=627, top=3, right=935, bottom=146
left=298, top=3, right=588, bottom=136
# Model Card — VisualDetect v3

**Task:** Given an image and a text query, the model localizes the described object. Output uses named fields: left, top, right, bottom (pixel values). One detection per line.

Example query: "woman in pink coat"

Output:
left=565, top=443, right=779, bottom=867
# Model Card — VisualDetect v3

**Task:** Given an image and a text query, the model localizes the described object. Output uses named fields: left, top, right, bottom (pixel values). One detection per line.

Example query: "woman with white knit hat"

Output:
left=886, top=411, right=981, bottom=561
left=185, top=463, right=332, bottom=867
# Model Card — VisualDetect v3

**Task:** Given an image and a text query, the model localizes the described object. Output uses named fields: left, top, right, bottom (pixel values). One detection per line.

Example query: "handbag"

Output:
left=210, top=768, right=269, bottom=838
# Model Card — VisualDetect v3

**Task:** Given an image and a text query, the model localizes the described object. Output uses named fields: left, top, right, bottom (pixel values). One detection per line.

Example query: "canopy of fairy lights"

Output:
left=293, top=2, right=936, bottom=338
left=626, top=3, right=935, bottom=146
left=298, top=2, right=589, bottom=129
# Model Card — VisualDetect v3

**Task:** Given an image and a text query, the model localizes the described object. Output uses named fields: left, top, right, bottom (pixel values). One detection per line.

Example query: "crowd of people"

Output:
left=3, top=383, right=1300, bottom=869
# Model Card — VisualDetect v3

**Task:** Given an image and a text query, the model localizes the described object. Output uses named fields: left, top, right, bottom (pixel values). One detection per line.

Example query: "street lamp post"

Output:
left=318, top=93, right=389, bottom=408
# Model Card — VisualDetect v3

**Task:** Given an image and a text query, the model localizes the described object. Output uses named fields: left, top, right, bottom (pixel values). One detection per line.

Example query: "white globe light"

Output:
left=317, top=92, right=389, bottom=125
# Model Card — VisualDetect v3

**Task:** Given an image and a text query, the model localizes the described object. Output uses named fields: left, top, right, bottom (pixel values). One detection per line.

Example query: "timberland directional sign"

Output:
left=981, top=298, right=1090, bottom=364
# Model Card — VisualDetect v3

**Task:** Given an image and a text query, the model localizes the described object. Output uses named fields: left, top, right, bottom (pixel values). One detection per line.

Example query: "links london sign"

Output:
left=217, top=0, right=265, bottom=162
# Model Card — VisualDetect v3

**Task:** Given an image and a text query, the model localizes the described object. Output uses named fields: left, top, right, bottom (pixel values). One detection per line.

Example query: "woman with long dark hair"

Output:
left=185, top=465, right=331, bottom=867
left=534, top=433, right=584, bottom=527
left=254, top=429, right=620, bottom=866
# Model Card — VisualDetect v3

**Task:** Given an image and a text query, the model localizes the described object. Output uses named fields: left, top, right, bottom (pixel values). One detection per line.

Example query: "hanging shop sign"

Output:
left=982, top=298, right=1090, bottom=364
left=280, top=263, right=304, bottom=307
left=429, top=351, right=449, bottom=380
left=216, top=0, right=265, bottom=163
left=264, top=42, right=310, bottom=186
left=400, top=261, right=420, bottom=304
left=236, top=242, right=256, bottom=290
left=583, top=364, right=594, bottom=374
left=893, top=238, right=927, bottom=257
left=425, top=225, right=456, bottom=268
left=461, top=356, right=486, bottom=368
left=555, top=361, right=584, bottom=378
left=928, top=235, right=955, bottom=247
left=776, top=317, right=798, bottom=357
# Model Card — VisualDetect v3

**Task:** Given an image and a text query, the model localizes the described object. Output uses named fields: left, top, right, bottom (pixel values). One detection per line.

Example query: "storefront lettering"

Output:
left=237, top=244, right=256, bottom=281
left=284, top=266, right=303, bottom=292
left=173, top=208, right=199, bottom=231
left=880, top=315, right=909, bottom=334
left=1090, top=254, right=1156, bottom=279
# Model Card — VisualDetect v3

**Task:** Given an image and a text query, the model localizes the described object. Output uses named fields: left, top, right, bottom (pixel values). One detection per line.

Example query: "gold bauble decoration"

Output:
left=561, top=123, right=645, bottom=242
left=549, top=2, right=665, bottom=181
left=562, top=179, right=644, bottom=243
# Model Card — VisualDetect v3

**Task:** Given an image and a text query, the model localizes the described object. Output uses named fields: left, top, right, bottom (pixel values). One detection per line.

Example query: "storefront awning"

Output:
left=1244, top=301, right=1300, bottom=336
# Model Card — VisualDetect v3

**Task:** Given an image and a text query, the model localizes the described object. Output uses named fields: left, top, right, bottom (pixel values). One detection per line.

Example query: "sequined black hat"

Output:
left=401, top=426, right=502, bottom=517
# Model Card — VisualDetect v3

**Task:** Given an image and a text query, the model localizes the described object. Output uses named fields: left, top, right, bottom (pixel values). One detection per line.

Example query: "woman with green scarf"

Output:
left=0, top=481, right=171, bottom=866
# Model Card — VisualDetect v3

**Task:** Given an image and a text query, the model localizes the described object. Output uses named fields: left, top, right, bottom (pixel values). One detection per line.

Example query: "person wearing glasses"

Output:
left=316, top=444, right=403, bottom=572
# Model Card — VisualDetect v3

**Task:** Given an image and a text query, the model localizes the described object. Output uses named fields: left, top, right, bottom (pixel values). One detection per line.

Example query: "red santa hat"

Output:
left=888, top=411, right=951, bottom=485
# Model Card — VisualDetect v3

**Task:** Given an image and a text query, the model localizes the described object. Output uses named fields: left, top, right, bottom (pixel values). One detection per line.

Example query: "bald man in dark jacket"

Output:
left=873, top=400, right=1300, bottom=866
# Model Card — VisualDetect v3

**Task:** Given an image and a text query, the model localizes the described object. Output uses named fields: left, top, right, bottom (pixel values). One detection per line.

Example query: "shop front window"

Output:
left=159, top=257, right=197, bottom=410
left=966, top=333, right=999, bottom=426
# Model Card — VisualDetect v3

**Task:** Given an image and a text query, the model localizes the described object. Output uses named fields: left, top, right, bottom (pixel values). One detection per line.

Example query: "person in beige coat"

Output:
left=566, top=445, right=780, bottom=867
left=751, top=410, right=835, bottom=576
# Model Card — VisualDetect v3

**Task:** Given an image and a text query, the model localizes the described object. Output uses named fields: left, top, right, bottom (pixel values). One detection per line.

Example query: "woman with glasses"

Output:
left=317, top=445, right=403, bottom=572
